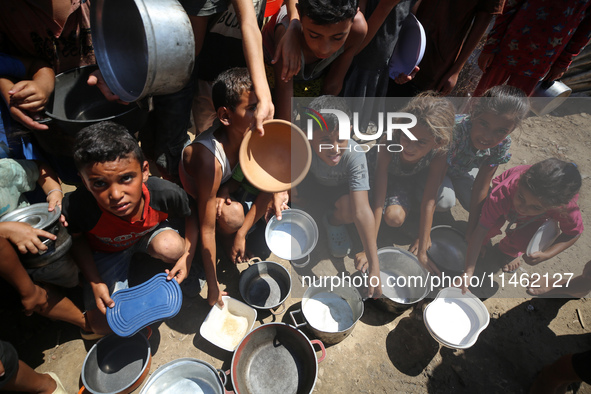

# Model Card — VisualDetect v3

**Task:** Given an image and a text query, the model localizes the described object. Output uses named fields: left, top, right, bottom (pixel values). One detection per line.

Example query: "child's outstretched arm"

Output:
left=69, top=234, right=114, bottom=314
left=409, top=153, right=446, bottom=275
left=233, top=0, right=274, bottom=134
left=0, top=236, right=48, bottom=316
left=0, top=56, right=54, bottom=130
left=466, top=164, right=498, bottom=238
left=461, top=223, right=489, bottom=293
left=350, top=190, right=382, bottom=298
left=271, top=22, right=295, bottom=121
left=272, top=0, right=302, bottom=82
left=166, top=201, right=199, bottom=284
left=356, top=0, right=402, bottom=54
left=321, top=9, right=367, bottom=95
left=35, top=161, right=63, bottom=212
left=232, top=192, right=273, bottom=263
left=0, top=221, right=56, bottom=255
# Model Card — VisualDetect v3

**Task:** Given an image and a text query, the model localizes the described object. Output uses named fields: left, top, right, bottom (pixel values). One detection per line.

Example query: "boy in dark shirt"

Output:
left=63, top=121, right=195, bottom=335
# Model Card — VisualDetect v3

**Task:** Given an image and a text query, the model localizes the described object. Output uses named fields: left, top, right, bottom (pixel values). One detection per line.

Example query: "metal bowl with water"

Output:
left=265, top=209, right=318, bottom=267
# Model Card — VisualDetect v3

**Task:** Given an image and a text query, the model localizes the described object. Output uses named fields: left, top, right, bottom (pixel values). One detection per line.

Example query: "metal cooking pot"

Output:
left=79, top=328, right=152, bottom=394
left=373, top=247, right=430, bottom=314
left=265, top=209, right=319, bottom=268
left=530, top=80, right=572, bottom=116
left=290, top=282, right=363, bottom=345
left=139, top=358, right=228, bottom=394
left=0, top=203, right=71, bottom=268
left=239, top=258, right=291, bottom=315
left=91, top=0, right=195, bottom=102
left=34, top=65, right=148, bottom=157
left=231, top=323, right=326, bottom=394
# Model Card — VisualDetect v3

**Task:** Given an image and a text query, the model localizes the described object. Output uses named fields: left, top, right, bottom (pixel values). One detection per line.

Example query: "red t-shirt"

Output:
left=63, top=177, right=191, bottom=252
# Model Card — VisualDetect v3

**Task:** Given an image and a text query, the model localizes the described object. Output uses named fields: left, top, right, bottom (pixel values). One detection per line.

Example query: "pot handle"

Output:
left=289, top=309, right=307, bottom=329
left=246, top=257, right=262, bottom=266
left=291, top=254, right=310, bottom=268
left=310, top=339, right=326, bottom=363
left=222, top=369, right=235, bottom=394
left=270, top=302, right=286, bottom=316
left=78, top=387, right=87, bottom=394
left=142, top=326, right=153, bottom=340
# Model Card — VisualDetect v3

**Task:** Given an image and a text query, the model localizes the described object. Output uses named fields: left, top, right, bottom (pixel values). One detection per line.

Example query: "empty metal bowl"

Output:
left=427, top=225, right=467, bottom=276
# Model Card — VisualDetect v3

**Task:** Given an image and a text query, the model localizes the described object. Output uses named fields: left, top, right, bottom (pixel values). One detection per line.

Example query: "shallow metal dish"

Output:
left=139, top=358, right=225, bottom=394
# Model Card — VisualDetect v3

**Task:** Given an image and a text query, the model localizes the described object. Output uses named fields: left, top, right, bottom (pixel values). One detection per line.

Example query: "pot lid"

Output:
left=107, top=273, right=182, bottom=337
left=0, top=203, right=60, bottom=229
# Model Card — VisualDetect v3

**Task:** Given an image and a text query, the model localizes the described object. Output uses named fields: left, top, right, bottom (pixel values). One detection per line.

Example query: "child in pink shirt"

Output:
left=462, top=158, right=583, bottom=291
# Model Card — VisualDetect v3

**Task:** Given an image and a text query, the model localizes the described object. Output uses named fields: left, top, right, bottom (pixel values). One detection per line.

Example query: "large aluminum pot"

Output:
left=139, top=358, right=228, bottom=394
left=374, top=247, right=430, bottom=314
left=91, top=0, right=195, bottom=102
left=231, top=323, right=326, bottom=394
left=290, top=281, right=363, bottom=346
left=34, top=65, right=148, bottom=157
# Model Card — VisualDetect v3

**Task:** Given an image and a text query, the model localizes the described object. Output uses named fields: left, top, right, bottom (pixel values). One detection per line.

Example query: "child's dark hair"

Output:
left=470, top=85, right=530, bottom=126
left=212, top=67, right=253, bottom=111
left=519, top=158, right=582, bottom=207
left=73, top=121, right=145, bottom=170
left=297, top=0, right=358, bottom=24
left=305, top=95, right=352, bottom=133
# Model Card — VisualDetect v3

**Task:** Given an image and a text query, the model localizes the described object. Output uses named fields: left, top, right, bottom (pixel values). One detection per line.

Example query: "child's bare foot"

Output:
left=502, top=256, right=521, bottom=273
left=526, top=284, right=552, bottom=296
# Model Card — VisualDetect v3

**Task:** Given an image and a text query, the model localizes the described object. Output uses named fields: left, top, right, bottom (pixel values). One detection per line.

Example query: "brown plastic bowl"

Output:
left=239, top=119, right=311, bottom=193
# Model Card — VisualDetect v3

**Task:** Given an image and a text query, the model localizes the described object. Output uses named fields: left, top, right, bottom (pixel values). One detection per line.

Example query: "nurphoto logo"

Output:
left=304, top=108, right=418, bottom=152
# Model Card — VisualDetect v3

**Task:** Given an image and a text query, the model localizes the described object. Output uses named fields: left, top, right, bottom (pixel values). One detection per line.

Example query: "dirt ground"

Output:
left=2, top=98, right=591, bottom=394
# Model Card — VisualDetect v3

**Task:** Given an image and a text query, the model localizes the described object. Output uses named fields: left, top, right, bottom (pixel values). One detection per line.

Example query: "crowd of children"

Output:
left=1, top=0, right=591, bottom=392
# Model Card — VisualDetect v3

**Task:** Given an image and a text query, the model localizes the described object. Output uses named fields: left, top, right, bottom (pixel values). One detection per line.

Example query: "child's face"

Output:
left=399, top=124, right=439, bottom=164
left=225, top=90, right=258, bottom=134
left=470, top=112, right=516, bottom=151
left=311, top=128, right=348, bottom=166
left=300, top=16, right=353, bottom=60
left=80, top=156, right=150, bottom=221
left=513, top=184, right=548, bottom=217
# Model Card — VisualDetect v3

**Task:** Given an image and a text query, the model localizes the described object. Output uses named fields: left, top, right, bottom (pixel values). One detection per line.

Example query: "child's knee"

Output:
left=218, top=202, right=244, bottom=233
left=384, top=206, right=406, bottom=228
left=149, top=230, right=185, bottom=262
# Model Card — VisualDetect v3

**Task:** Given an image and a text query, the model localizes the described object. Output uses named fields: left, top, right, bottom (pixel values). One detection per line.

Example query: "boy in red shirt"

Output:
left=62, top=122, right=195, bottom=335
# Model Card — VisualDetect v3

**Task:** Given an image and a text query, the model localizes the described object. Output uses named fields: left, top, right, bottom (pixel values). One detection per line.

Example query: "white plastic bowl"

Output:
left=423, top=287, right=489, bottom=349
left=200, top=296, right=257, bottom=351
left=526, top=219, right=560, bottom=256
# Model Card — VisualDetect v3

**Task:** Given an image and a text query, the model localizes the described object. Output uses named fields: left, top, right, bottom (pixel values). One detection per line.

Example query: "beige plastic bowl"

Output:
left=239, top=119, right=311, bottom=193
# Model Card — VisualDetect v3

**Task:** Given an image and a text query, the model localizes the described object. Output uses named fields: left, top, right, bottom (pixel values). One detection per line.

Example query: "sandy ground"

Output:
left=2, top=98, right=591, bottom=394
